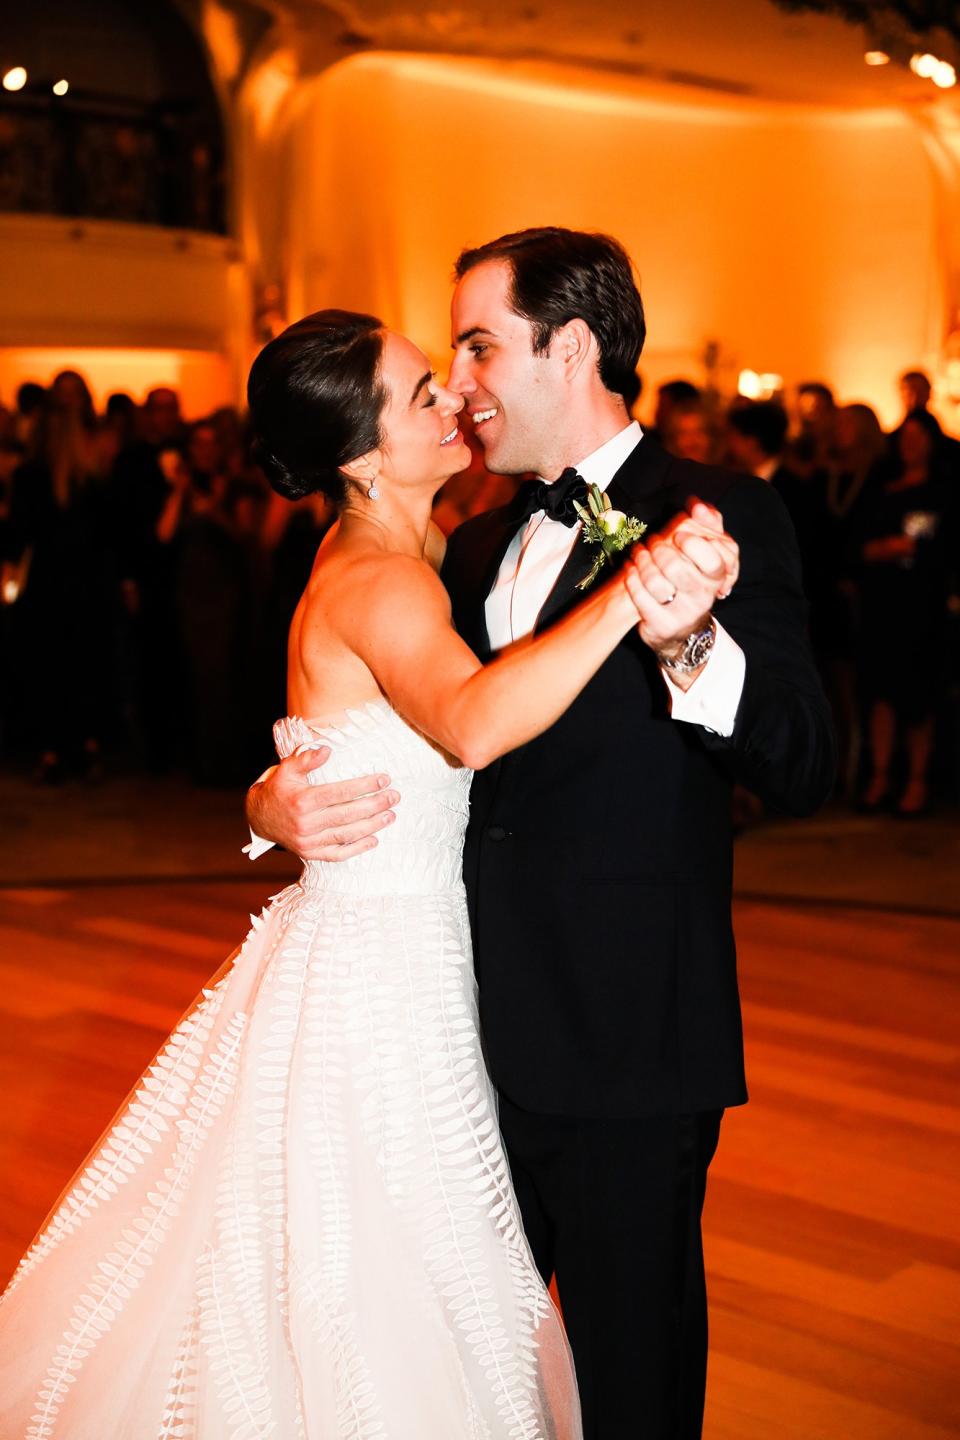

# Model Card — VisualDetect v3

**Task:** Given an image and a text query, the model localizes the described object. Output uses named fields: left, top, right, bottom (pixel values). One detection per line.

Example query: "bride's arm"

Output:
left=333, top=553, right=638, bottom=769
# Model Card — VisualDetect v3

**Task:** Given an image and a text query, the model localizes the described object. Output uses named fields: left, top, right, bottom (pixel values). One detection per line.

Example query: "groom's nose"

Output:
left=446, top=352, right=473, bottom=396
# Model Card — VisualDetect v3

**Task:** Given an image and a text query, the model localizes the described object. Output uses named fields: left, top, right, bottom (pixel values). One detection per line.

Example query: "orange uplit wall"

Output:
left=280, top=54, right=941, bottom=427
left=0, top=348, right=234, bottom=415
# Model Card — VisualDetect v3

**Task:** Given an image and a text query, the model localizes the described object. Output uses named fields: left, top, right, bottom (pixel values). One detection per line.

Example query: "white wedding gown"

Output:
left=0, top=702, right=581, bottom=1439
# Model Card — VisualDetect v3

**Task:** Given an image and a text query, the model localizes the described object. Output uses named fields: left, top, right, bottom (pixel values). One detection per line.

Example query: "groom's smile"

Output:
left=449, top=258, right=561, bottom=478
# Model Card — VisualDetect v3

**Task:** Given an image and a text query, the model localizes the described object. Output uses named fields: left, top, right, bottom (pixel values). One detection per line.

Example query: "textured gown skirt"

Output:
left=0, top=703, right=581, bottom=1439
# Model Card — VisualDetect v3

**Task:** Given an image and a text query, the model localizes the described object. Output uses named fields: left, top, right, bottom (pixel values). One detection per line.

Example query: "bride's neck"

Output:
left=339, top=493, right=435, bottom=557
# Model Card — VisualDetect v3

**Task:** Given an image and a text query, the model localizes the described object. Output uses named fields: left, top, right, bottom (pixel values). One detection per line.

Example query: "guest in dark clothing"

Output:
left=855, top=409, right=953, bottom=816
left=809, top=403, right=888, bottom=794
left=260, top=488, right=336, bottom=731
left=157, top=423, right=254, bottom=785
left=111, top=387, right=187, bottom=770
left=726, top=401, right=791, bottom=490
left=9, top=381, right=118, bottom=781
left=727, top=401, right=814, bottom=609
left=796, top=380, right=837, bottom=472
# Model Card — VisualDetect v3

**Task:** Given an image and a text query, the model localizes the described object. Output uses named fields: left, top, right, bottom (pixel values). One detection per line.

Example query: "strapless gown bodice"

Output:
left=275, top=702, right=473, bottom=896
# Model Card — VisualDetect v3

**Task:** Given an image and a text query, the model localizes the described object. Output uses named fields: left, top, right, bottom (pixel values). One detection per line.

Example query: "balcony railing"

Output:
left=0, top=91, right=226, bottom=234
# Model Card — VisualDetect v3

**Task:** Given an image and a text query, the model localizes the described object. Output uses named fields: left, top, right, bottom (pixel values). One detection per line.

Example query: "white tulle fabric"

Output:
left=0, top=702, right=581, bottom=1439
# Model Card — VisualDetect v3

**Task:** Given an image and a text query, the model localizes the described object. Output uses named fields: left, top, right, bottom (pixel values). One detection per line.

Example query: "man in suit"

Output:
left=247, top=228, right=835, bottom=1436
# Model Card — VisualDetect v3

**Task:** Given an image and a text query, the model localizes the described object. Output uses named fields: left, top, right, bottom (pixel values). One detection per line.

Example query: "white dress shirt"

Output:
left=484, top=421, right=745, bottom=736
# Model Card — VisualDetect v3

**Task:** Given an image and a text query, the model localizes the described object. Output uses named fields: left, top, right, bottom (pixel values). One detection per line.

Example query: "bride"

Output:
left=0, top=309, right=661, bottom=1439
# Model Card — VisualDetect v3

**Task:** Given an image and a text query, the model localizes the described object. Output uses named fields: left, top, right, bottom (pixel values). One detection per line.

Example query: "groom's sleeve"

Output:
left=686, top=474, right=836, bottom=816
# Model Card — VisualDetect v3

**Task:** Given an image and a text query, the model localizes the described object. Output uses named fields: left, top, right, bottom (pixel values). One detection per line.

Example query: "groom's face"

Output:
left=448, top=260, right=561, bottom=476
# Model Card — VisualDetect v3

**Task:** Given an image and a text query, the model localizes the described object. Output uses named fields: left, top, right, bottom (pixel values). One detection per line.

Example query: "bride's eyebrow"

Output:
left=409, top=370, right=435, bottom=405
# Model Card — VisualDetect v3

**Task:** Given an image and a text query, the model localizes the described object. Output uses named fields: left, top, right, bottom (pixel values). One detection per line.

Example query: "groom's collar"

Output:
left=543, top=420, right=643, bottom=494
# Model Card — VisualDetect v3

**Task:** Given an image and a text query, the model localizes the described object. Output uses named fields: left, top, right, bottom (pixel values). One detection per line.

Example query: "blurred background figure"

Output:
left=817, top=402, right=889, bottom=795
left=661, top=396, right=714, bottom=463
left=726, top=400, right=791, bottom=487
left=796, top=381, right=837, bottom=472
left=6, top=372, right=117, bottom=782
left=13, top=383, right=46, bottom=451
left=651, top=379, right=702, bottom=446
left=854, top=409, right=953, bottom=817
left=112, top=386, right=187, bottom=772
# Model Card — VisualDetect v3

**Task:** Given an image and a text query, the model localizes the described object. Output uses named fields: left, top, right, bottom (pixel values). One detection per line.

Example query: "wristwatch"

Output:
left=659, top=617, right=716, bottom=674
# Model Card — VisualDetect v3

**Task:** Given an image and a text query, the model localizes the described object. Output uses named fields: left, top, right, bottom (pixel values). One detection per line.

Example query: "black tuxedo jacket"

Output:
left=442, top=436, right=835, bottom=1119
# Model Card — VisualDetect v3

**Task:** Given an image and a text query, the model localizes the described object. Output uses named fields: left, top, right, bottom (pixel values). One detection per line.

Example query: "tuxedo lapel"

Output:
left=534, top=434, right=675, bottom=634
left=446, top=507, right=525, bottom=659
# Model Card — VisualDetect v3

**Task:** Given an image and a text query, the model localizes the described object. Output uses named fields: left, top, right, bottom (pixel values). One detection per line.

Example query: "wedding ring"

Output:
left=661, top=591, right=677, bottom=605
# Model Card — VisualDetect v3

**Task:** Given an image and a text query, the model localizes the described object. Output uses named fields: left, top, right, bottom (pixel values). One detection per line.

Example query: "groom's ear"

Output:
left=555, top=317, right=596, bottom=382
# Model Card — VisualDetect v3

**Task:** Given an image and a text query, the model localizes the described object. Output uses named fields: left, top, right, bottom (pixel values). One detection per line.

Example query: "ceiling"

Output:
left=256, top=0, right=960, bottom=110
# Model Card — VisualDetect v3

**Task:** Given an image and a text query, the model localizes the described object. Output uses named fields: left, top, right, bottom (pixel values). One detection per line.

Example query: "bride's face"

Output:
left=375, top=332, right=470, bottom=491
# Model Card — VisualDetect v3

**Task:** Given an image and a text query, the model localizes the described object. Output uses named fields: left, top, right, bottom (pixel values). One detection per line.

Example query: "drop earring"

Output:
left=368, top=481, right=380, bottom=501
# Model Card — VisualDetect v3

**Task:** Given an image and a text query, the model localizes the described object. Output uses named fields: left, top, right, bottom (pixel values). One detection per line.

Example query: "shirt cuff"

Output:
left=661, top=620, right=745, bottom=737
left=242, top=766, right=277, bottom=860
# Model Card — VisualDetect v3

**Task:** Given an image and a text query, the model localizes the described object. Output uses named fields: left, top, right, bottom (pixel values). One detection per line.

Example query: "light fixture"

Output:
left=864, top=50, right=890, bottom=65
left=737, top=369, right=783, bottom=402
left=910, top=52, right=939, bottom=78
left=2, top=66, right=28, bottom=92
left=52, top=78, right=69, bottom=96
left=933, top=60, right=957, bottom=88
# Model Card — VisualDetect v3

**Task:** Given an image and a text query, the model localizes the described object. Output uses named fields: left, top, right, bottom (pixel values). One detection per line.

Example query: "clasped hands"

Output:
left=621, top=499, right=739, bottom=669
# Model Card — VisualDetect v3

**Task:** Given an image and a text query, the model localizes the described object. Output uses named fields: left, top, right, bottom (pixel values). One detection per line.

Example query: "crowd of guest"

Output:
left=0, top=375, right=332, bottom=786
left=0, top=365, right=957, bottom=815
left=648, top=370, right=958, bottom=818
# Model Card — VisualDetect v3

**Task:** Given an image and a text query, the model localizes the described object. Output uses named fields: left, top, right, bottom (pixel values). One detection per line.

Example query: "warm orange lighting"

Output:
left=933, top=61, right=957, bottom=89
left=864, top=51, right=890, bottom=66
left=2, top=67, right=27, bottom=92
left=52, top=79, right=69, bottom=97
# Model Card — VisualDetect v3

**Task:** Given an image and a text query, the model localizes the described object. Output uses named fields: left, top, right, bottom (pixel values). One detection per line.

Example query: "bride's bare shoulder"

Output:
left=304, top=544, right=449, bottom=624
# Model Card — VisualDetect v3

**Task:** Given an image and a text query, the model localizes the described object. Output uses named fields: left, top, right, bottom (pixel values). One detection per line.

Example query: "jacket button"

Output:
left=487, top=825, right=508, bottom=841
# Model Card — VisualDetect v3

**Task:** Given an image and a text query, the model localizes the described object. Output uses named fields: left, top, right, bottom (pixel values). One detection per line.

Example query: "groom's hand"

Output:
left=623, top=498, right=739, bottom=669
left=245, top=749, right=399, bottom=860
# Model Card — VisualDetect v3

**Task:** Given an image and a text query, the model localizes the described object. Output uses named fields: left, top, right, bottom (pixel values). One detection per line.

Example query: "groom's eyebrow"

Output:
left=453, top=326, right=493, bottom=346
left=410, top=370, right=433, bottom=404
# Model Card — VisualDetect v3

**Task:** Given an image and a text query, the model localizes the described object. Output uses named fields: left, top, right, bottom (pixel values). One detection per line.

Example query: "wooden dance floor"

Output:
left=0, top=879, right=957, bottom=1438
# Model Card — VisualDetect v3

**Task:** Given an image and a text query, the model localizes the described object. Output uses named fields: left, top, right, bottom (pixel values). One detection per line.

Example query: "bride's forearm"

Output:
left=445, top=571, right=637, bottom=769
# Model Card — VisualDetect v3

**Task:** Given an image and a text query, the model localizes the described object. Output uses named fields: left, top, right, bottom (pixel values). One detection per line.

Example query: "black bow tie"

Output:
left=508, top=467, right=590, bottom=529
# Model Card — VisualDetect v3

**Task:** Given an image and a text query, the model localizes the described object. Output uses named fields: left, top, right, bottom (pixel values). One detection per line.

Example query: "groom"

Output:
left=247, top=227, right=835, bottom=1436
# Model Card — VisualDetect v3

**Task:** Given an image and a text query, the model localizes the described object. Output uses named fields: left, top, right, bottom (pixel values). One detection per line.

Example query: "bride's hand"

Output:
left=245, top=749, right=400, bottom=860
left=622, top=500, right=739, bottom=661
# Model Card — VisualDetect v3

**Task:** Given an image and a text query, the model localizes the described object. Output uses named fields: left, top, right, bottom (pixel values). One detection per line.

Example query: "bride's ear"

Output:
left=342, top=449, right=383, bottom=493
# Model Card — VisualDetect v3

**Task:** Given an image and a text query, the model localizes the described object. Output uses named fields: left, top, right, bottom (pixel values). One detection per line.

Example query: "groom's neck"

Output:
left=541, top=395, right=633, bottom=477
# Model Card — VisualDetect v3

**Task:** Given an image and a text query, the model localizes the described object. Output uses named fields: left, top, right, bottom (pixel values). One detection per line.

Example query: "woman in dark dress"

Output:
left=855, top=409, right=953, bottom=816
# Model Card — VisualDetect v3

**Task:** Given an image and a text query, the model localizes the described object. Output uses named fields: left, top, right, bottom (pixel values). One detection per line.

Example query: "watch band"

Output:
left=659, top=617, right=716, bottom=673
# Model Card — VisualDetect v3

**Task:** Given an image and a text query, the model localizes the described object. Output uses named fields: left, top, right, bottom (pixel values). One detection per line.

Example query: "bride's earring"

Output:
left=368, top=481, right=380, bottom=501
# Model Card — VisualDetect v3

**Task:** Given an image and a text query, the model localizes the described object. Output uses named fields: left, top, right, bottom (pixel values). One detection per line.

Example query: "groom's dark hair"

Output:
left=454, top=227, right=645, bottom=402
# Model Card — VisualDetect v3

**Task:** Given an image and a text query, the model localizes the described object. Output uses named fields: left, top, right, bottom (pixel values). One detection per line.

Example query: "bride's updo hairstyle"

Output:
left=247, top=309, right=388, bottom=504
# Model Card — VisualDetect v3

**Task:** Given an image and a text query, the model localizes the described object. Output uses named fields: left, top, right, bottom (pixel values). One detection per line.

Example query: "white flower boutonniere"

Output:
left=573, top=483, right=647, bottom=590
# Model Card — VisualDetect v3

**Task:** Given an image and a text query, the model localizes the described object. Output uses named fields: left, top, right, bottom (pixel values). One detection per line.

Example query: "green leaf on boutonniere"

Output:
left=575, top=483, right=647, bottom=590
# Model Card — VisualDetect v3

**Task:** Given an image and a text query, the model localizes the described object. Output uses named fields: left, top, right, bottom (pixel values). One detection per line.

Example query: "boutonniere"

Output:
left=573, top=484, right=647, bottom=590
